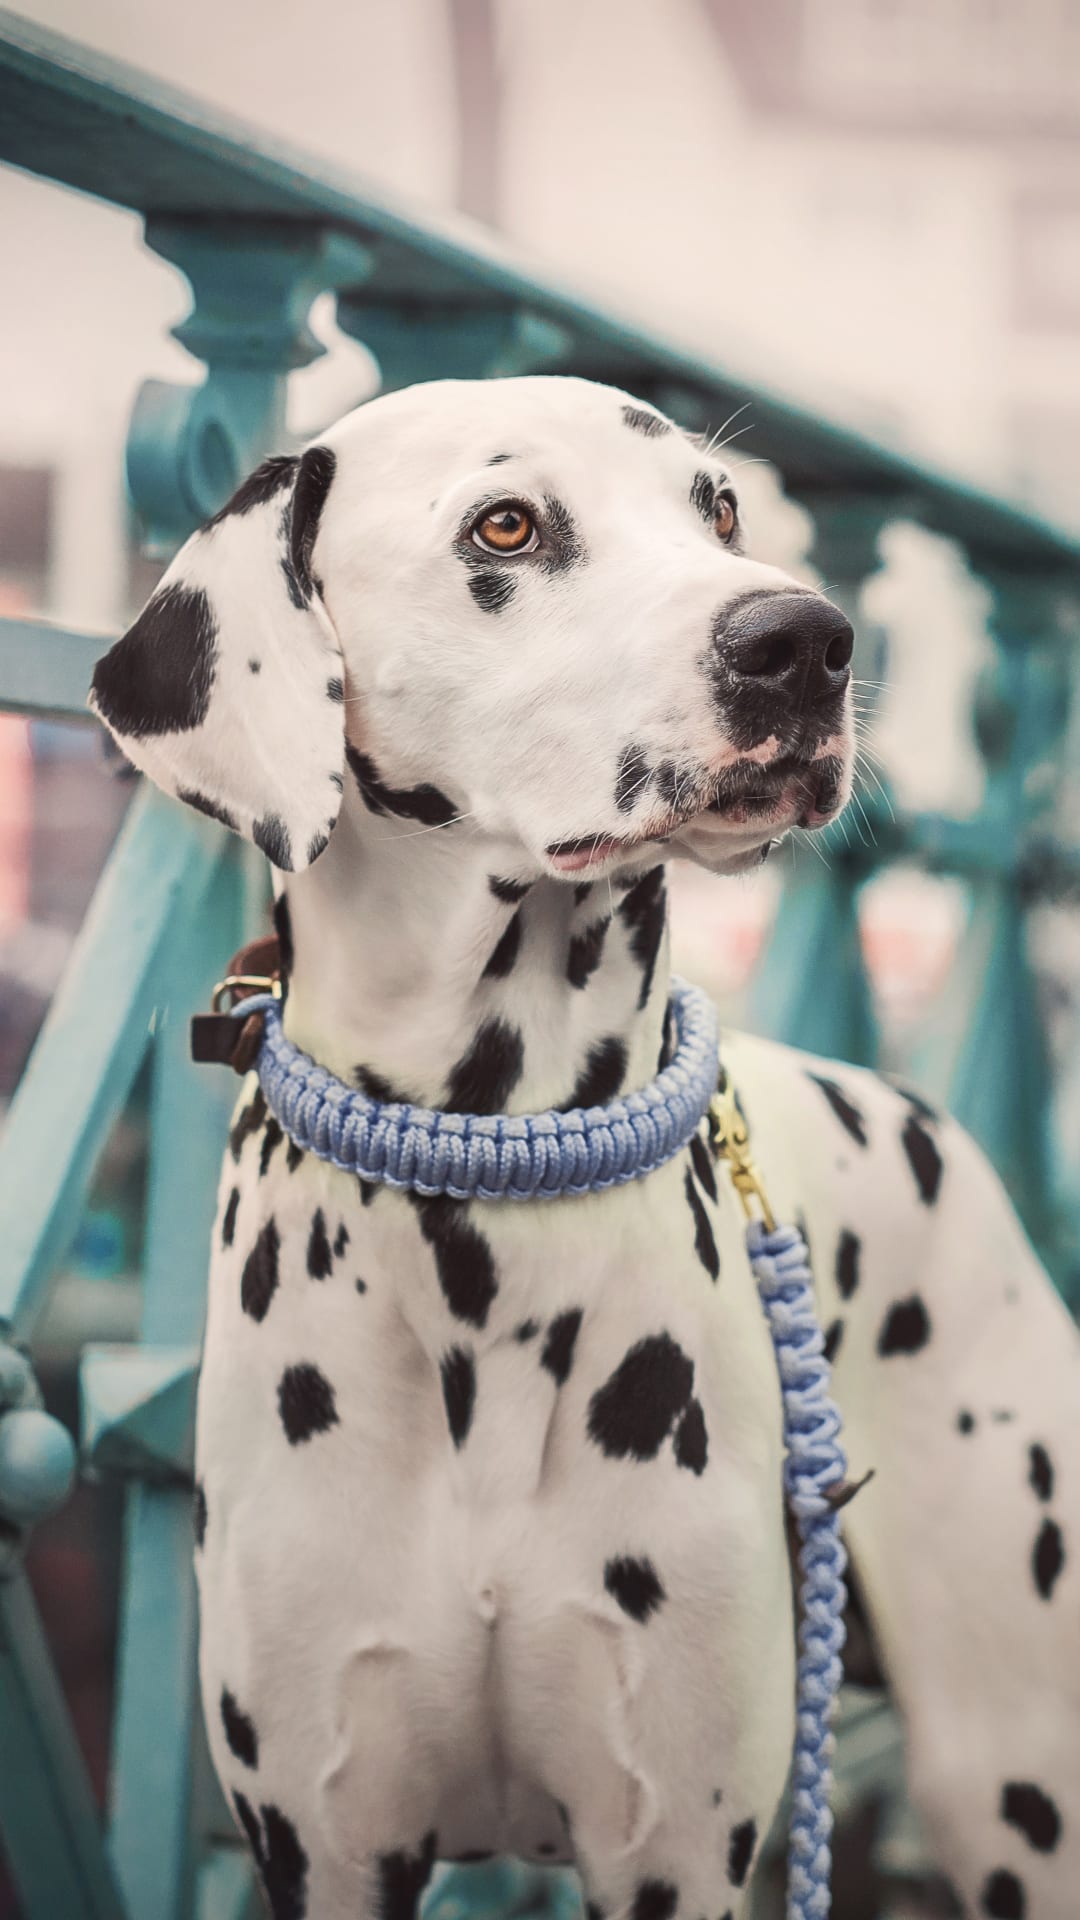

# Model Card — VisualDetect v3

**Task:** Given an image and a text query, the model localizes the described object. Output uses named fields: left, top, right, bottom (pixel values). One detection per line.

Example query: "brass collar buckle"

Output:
left=192, top=968, right=281, bottom=1073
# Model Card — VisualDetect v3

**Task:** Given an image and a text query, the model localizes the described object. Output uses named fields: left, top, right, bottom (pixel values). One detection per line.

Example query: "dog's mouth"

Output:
left=695, top=753, right=845, bottom=831
left=545, top=755, right=845, bottom=875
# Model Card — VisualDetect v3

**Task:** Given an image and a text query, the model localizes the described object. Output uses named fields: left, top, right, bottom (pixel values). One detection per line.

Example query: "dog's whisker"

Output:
left=366, top=810, right=478, bottom=842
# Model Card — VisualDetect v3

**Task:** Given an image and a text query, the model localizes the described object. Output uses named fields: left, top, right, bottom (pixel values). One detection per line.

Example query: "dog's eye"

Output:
left=472, top=504, right=539, bottom=555
left=715, top=493, right=738, bottom=542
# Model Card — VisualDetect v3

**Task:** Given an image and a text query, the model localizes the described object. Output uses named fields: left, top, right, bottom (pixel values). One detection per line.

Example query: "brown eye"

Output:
left=715, top=493, right=738, bottom=542
left=472, top=503, right=539, bottom=554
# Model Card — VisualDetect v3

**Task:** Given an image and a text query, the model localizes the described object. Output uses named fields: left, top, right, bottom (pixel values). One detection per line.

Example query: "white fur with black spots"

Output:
left=91, top=377, right=1078, bottom=1920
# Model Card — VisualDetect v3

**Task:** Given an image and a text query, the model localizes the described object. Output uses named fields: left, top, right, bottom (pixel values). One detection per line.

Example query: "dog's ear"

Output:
left=90, top=446, right=345, bottom=872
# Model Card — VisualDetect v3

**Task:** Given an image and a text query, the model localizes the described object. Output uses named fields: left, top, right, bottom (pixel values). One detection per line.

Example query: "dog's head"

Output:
left=91, top=376, right=854, bottom=880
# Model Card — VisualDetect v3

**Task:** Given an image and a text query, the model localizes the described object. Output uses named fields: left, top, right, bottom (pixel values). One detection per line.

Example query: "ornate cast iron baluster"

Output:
left=127, top=219, right=374, bottom=550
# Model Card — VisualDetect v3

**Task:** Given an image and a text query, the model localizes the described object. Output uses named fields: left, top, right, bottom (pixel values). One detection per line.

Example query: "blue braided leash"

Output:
left=224, top=984, right=847, bottom=1914
left=746, top=1219, right=847, bottom=1920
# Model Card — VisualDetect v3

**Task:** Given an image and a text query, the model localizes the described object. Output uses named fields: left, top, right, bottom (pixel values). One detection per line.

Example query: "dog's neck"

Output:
left=279, top=799, right=672, bottom=1117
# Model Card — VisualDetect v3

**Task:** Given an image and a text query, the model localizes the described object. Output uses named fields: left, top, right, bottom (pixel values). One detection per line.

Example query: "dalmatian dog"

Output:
left=90, top=376, right=1078, bottom=1920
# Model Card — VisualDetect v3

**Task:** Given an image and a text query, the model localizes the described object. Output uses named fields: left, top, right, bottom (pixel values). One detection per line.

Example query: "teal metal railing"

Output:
left=0, top=9, right=1077, bottom=1918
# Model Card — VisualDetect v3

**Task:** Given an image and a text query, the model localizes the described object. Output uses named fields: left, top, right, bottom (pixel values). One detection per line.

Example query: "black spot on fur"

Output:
left=1029, top=1444, right=1054, bottom=1503
left=469, top=569, right=517, bottom=614
left=354, top=1063, right=413, bottom=1104
left=221, top=1687, right=258, bottom=1769
left=306, top=830, right=328, bottom=865
left=688, top=1131, right=717, bottom=1202
left=541, top=1309, right=583, bottom=1386
left=587, top=1333, right=695, bottom=1461
left=631, top=1881, right=678, bottom=1920
left=253, top=814, right=293, bottom=871
left=901, top=1111, right=943, bottom=1204
left=444, top=1018, right=524, bottom=1113
left=286, top=1139, right=304, bottom=1174
left=540, top=494, right=584, bottom=573
left=622, top=405, right=671, bottom=439
left=653, top=759, right=684, bottom=808
left=259, top=1119, right=283, bottom=1178
left=222, top=1186, right=240, bottom=1248
left=206, top=454, right=297, bottom=528
left=1001, top=1782, right=1061, bottom=1854
left=241, top=1220, right=280, bottom=1323
left=689, top=470, right=715, bottom=523
left=895, top=1081, right=938, bottom=1123
left=177, top=787, right=238, bottom=831
left=343, top=742, right=457, bottom=827
left=333, top=1222, right=349, bottom=1259
left=193, top=1480, right=207, bottom=1547
left=673, top=1397, right=708, bottom=1473
left=728, top=1817, right=757, bottom=1888
left=415, top=1198, right=498, bottom=1328
left=1033, top=1517, right=1064, bottom=1599
left=487, top=452, right=513, bottom=465
left=658, top=1000, right=677, bottom=1071
left=836, top=1229, right=860, bottom=1299
left=489, top=874, right=531, bottom=904
left=326, top=676, right=344, bottom=701
left=567, top=916, right=610, bottom=988
left=307, top=1209, right=332, bottom=1280
left=91, top=584, right=218, bottom=738
left=684, top=1168, right=719, bottom=1281
left=374, top=1831, right=437, bottom=1920
left=573, top=881, right=593, bottom=906
left=281, top=444, right=336, bottom=608
left=564, top=1036, right=627, bottom=1109
left=278, top=1363, right=339, bottom=1445
left=957, top=1410, right=975, bottom=1434
left=605, top=1555, right=666, bottom=1623
left=440, top=1346, right=476, bottom=1448
left=823, top=1318, right=844, bottom=1364
left=483, top=909, right=523, bottom=979
left=619, top=866, right=667, bottom=1010
left=359, top=1179, right=377, bottom=1207
left=233, top=1793, right=309, bottom=1920
left=615, top=743, right=651, bottom=814
left=515, top=1319, right=540, bottom=1342
left=878, top=1295, right=931, bottom=1357
left=272, top=893, right=294, bottom=982
left=808, top=1074, right=867, bottom=1146
left=980, top=1869, right=1025, bottom=1918
left=250, top=658, right=261, bottom=673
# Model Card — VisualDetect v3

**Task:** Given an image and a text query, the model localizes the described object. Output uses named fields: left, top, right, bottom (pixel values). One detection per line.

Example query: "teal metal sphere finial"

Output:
left=0, top=1406, right=77, bottom=1524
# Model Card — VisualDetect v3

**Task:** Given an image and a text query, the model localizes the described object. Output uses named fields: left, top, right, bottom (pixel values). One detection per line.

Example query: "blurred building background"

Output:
left=2, top=6, right=1079, bottom=1916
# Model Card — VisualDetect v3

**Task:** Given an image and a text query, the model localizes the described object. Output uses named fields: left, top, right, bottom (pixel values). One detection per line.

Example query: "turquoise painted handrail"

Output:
left=0, top=10, right=1077, bottom=1920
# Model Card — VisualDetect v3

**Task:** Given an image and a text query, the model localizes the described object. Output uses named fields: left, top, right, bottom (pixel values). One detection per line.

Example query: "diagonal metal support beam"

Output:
left=0, top=784, right=227, bottom=1343
left=0, top=1571, right=127, bottom=1920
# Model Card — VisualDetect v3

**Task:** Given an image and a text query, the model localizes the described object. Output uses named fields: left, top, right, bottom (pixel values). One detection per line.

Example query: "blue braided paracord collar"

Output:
left=237, top=976, right=719, bottom=1202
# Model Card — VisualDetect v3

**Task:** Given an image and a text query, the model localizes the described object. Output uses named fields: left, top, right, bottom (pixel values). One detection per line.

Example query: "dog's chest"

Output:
left=196, top=1089, right=782, bottom=1527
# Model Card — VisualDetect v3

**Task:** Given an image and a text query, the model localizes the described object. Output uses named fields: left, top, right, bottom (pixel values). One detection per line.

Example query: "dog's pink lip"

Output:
left=546, top=834, right=634, bottom=873
left=545, top=829, right=672, bottom=873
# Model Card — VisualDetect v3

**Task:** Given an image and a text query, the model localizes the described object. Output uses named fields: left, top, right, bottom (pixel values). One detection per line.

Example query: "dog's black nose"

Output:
left=719, top=591, right=853, bottom=709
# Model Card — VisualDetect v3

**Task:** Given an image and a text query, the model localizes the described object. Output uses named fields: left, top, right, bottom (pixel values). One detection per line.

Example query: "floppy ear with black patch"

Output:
left=90, top=445, right=345, bottom=872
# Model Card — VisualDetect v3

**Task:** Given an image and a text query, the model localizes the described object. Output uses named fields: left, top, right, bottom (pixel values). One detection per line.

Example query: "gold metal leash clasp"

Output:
left=708, top=1076, right=777, bottom=1234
